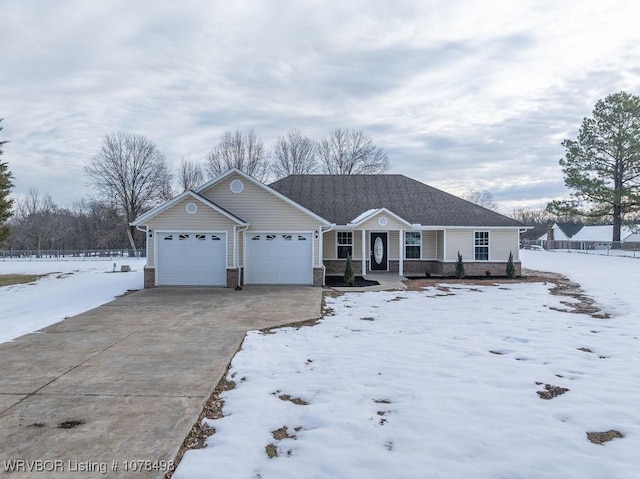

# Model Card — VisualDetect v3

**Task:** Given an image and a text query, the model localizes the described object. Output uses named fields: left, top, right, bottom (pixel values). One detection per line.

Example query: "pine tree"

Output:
left=344, top=254, right=355, bottom=286
left=0, top=118, right=14, bottom=247
left=506, top=251, right=516, bottom=278
left=455, top=251, right=465, bottom=279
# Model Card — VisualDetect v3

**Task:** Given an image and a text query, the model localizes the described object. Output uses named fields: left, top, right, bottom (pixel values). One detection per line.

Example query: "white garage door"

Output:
left=157, top=233, right=226, bottom=286
left=245, top=233, right=312, bottom=285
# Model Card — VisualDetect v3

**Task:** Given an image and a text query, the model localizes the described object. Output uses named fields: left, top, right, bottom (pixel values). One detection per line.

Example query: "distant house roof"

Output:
left=269, top=174, right=523, bottom=227
left=556, top=222, right=584, bottom=238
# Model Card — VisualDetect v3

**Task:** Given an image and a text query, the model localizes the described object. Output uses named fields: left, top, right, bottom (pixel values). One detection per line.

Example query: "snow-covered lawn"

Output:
left=175, top=251, right=640, bottom=479
left=0, top=258, right=145, bottom=343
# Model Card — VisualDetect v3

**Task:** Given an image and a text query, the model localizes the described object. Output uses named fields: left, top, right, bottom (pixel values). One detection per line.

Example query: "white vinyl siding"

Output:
left=145, top=197, right=237, bottom=268
left=436, top=231, right=445, bottom=260
left=388, top=231, right=400, bottom=260
left=445, top=229, right=521, bottom=262
left=422, top=231, right=437, bottom=259
left=323, top=230, right=336, bottom=259
left=490, top=230, right=520, bottom=261
left=358, top=213, right=408, bottom=231
left=446, top=230, right=474, bottom=262
left=199, top=173, right=323, bottom=265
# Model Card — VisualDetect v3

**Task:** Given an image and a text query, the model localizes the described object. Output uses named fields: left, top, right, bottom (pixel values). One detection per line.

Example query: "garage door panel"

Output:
left=245, top=233, right=312, bottom=285
left=157, top=233, right=226, bottom=286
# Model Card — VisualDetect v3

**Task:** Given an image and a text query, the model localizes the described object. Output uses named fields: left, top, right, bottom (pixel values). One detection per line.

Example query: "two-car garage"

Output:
left=155, top=231, right=313, bottom=286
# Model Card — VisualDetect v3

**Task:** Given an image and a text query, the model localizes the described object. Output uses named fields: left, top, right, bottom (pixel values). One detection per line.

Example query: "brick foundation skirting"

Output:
left=144, top=267, right=155, bottom=288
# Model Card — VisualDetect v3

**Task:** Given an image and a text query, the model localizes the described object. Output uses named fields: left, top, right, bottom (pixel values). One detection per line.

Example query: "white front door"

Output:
left=245, top=233, right=313, bottom=284
left=157, top=232, right=226, bottom=286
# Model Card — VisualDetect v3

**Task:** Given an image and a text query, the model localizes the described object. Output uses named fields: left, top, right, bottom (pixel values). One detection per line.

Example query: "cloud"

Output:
left=1, top=0, right=639, bottom=214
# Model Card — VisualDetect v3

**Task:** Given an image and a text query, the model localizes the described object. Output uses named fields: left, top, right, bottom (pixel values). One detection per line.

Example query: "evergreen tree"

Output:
left=550, top=92, right=640, bottom=244
left=506, top=251, right=516, bottom=278
left=344, top=254, right=355, bottom=286
left=455, top=251, right=465, bottom=279
left=0, top=118, right=14, bottom=247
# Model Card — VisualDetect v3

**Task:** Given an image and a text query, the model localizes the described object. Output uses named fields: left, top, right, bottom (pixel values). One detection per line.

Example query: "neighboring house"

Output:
left=539, top=222, right=640, bottom=250
left=131, top=169, right=525, bottom=288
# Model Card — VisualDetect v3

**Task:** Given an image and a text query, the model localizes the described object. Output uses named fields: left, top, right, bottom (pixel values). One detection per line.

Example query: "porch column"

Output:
left=399, top=229, right=404, bottom=276
left=443, top=229, right=447, bottom=261
left=361, top=229, right=366, bottom=275
left=317, top=227, right=322, bottom=267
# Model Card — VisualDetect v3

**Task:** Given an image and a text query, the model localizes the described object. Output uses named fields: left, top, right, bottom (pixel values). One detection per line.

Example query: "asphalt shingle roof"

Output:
left=270, top=175, right=523, bottom=227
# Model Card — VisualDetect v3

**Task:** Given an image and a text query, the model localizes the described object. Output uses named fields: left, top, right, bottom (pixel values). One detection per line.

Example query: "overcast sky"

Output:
left=2, top=1, right=639, bottom=213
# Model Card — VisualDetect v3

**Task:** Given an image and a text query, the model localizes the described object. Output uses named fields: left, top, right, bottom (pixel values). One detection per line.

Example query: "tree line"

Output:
left=3, top=90, right=640, bottom=252
left=1, top=127, right=391, bottom=251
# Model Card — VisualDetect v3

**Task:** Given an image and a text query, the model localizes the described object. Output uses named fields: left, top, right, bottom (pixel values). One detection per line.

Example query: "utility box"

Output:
left=121, top=265, right=131, bottom=272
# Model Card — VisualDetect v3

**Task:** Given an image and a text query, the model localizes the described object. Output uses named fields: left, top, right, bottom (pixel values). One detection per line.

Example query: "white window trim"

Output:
left=405, top=231, right=422, bottom=259
left=474, top=230, right=490, bottom=261
left=336, top=231, right=353, bottom=258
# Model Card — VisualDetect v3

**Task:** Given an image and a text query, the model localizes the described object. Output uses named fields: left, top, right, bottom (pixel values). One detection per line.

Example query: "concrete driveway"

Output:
left=0, top=286, right=323, bottom=478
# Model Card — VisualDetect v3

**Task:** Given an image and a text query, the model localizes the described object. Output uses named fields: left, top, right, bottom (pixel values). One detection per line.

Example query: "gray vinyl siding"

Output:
left=145, top=197, right=237, bottom=267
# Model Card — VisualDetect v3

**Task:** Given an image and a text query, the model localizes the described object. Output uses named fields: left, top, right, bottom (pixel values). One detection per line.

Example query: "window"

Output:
left=179, top=234, right=190, bottom=240
left=474, top=231, right=489, bottom=260
left=405, top=232, right=421, bottom=259
left=337, top=231, right=353, bottom=258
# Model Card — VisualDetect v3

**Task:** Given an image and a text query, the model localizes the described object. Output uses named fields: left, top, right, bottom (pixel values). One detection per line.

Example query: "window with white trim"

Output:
left=474, top=231, right=489, bottom=260
left=405, top=232, right=421, bottom=259
left=337, top=231, right=353, bottom=258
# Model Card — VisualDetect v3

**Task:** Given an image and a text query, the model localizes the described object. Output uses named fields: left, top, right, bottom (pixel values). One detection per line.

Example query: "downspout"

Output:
left=235, top=224, right=250, bottom=288
left=320, top=224, right=334, bottom=286
left=135, top=225, right=148, bottom=261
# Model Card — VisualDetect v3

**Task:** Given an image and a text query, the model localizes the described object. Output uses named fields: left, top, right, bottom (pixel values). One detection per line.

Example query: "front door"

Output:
left=370, top=232, right=388, bottom=271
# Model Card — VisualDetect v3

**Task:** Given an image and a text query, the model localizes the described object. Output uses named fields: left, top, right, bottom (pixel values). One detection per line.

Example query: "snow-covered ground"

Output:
left=175, top=250, right=640, bottom=479
left=0, top=258, right=145, bottom=343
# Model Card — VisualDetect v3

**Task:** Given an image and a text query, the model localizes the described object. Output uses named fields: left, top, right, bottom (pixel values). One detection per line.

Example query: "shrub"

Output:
left=425, top=271, right=431, bottom=278
left=485, top=270, right=491, bottom=277
left=344, top=254, right=355, bottom=286
left=506, top=251, right=516, bottom=278
left=455, top=251, right=465, bottom=279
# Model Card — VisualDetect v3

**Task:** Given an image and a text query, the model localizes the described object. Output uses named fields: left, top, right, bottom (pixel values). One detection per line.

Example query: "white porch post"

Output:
left=443, top=229, right=447, bottom=262
left=399, top=229, right=404, bottom=276
left=361, top=229, right=366, bottom=275
left=317, top=227, right=323, bottom=268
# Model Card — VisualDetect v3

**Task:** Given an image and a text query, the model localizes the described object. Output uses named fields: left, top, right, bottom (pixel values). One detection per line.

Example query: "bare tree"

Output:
left=12, top=189, right=58, bottom=255
left=462, top=190, right=499, bottom=211
left=205, top=130, right=270, bottom=181
left=271, top=129, right=317, bottom=179
left=85, top=131, right=172, bottom=251
left=510, top=207, right=550, bottom=240
left=177, top=157, right=204, bottom=191
left=317, top=129, right=390, bottom=175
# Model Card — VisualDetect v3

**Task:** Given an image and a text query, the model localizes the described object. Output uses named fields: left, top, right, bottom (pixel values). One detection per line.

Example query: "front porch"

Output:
left=321, top=227, right=522, bottom=278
